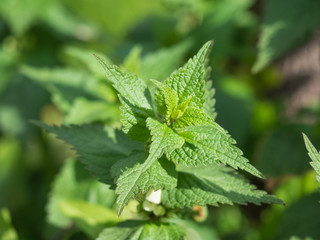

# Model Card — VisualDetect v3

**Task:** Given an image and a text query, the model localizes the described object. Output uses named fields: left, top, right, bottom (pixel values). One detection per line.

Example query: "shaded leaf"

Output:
left=34, top=122, right=142, bottom=185
left=162, top=164, right=282, bottom=208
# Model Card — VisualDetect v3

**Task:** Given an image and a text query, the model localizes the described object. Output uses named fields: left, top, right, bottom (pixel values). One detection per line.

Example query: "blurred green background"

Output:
left=1, top=0, right=320, bottom=239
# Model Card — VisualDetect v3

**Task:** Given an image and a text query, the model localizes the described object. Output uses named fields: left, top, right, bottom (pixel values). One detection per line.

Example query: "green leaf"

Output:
left=33, top=122, right=142, bottom=185
left=98, top=221, right=185, bottom=240
left=169, top=125, right=263, bottom=178
left=275, top=192, right=320, bottom=240
left=0, top=0, right=48, bottom=35
left=151, top=79, right=178, bottom=123
left=171, top=96, right=192, bottom=120
left=96, top=56, right=154, bottom=141
left=64, top=98, right=120, bottom=124
left=253, top=0, right=320, bottom=72
left=96, top=56, right=152, bottom=111
left=59, top=199, right=120, bottom=238
left=164, top=41, right=214, bottom=108
left=123, top=46, right=142, bottom=75
left=168, top=219, right=219, bottom=240
left=0, top=208, right=18, bottom=240
left=162, top=164, right=282, bottom=208
left=203, top=80, right=217, bottom=119
left=171, top=107, right=216, bottom=128
left=115, top=118, right=184, bottom=214
left=63, top=46, right=113, bottom=79
left=47, top=158, right=117, bottom=228
left=146, top=118, right=185, bottom=156
left=140, top=40, right=191, bottom=81
left=303, top=133, right=320, bottom=183
left=256, top=127, right=312, bottom=177
left=21, top=66, right=112, bottom=113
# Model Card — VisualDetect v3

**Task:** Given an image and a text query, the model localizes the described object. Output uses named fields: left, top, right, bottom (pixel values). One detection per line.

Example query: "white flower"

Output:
left=146, top=189, right=162, bottom=204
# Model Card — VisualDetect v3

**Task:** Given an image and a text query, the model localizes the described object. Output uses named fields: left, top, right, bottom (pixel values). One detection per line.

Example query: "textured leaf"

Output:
left=203, top=80, right=216, bottom=119
left=33, top=122, right=142, bottom=185
left=96, top=56, right=154, bottom=141
left=115, top=118, right=184, bottom=214
left=303, top=134, right=320, bottom=183
left=171, top=96, right=192, bottom=120
left=151, top=79, right=178, bottom=123
left=98, top=221, right=185, bottom=240
left=147, top=118, right=185, bottom=156
left=169, top=125, right=263, bottom=178
left=164, top=41, right=213, bottom=108
left=162, top=164, right=282, bottom=208
left=115, top=157, right=176, bottom=216
left=172, top=107, right=216, bottom=129
left=96, top=56, right=152, bottom=110
left=253, top=0, right=320, bottom=72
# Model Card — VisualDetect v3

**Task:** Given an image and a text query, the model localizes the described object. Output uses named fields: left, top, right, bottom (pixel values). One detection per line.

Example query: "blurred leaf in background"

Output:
left=253, top=0, right=320, bottom=72
left=0, top=208, right=18, bottom=240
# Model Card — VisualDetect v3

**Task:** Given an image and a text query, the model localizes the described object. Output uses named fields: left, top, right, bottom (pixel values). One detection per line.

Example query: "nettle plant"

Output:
left=37, top=41, right=282, bottom=239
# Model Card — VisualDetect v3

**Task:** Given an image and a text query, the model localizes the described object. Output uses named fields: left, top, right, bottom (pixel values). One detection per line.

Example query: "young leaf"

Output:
left=303, top=133, right=320, bottom=183
left=115, top=118, right=184, bottom=214
left=164, top=41, right=213, bottom=108
left=33, top=122, right=142, bottom=185
left=98, top=221, right=185, bottom=240
left=171, top=96, right=192, bottom=120
left=169, top=125, right=264, bottom=178
left=96, top=56, right=154, bottom=141
left=151, top=79, right=178, bottom=123
left=161, top=164, right=282, bottom=208
left=171, top=107, right=215, bottom=128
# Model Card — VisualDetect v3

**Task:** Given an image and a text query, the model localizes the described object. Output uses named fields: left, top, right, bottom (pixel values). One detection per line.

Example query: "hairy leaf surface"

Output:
left=151, top=79, right=178, bottom=123
left=114, top=118, right=184, bottom=214
left=168, top=125, right=263, bottom=178
left=162, top=165, right=282, bottom=208
left=33, top=122, right=142, bottom=185
left=96, top=56, right=154, bottom=141
left=164, top=41, right=213, bottom=108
